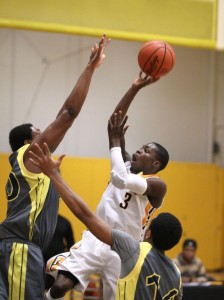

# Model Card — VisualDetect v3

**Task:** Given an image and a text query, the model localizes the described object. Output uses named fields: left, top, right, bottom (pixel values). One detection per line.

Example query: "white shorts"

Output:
left=46, top=230, right=121, bottom=300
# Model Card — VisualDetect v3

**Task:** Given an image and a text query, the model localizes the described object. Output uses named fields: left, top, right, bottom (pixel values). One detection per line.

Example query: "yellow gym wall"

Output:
left=0, top=153, right=224, bottom=270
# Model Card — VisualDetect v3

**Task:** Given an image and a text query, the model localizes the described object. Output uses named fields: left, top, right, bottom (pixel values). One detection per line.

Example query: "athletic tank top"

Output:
left=0, top=144, right=59, bottom=251
left=96, top=162, right=161, bottom=241
left=116, top=242, right=181, bottom=300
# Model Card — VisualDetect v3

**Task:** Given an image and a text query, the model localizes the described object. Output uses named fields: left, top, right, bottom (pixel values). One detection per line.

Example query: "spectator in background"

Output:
left=173, top=238, right=208, bottom=283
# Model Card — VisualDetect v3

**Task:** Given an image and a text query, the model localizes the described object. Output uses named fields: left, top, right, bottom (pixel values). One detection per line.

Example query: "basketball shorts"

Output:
left=0, top=238, right=45, bottom=300
left=46, top=230, right=121, bottom=300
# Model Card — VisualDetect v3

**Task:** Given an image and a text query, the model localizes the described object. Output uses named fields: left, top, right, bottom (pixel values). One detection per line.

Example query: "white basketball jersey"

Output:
left=96, top=162, right=161, bottom=241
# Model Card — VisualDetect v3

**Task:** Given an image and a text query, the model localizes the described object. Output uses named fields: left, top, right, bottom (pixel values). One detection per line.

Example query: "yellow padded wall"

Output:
left=58, top=156, right=110, bottom=242
left=0, top=0, right=218, bottom=49
left=159, top=162, right=224, bottom=269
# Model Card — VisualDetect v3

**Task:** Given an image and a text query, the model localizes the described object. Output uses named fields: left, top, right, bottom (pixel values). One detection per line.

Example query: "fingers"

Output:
left=109, top=111, right=128, bottom=129
left=152, top=76, right=160, bottom=82
left=29, top=142, right=51, bottom=162
left=58, top=154, right=66, bottom=165
left=43, top=142, right=51, bottom=157
left=121, top=115, right=128, bottom=128
left=99, top=34, right=105, bottom=47
left=143, top=73, right=149, bottom=80
left=139, top=70, right=149, bottom=80
left=138, top=70, right=160, bottom=84
left=89, top=34, right=110, bottom=66
left=29, top=157, right=40, bottom=167
left=99, top=34, right=111, bottom=48
left=29, top=148, right=42, bottom=168
left=96, top=34, right=110, bottom=56
left=33, top=143, right=45, bottom=156
left=123, top=125, right=129, bottom=134
left=102, top=34, right=111, bottom=48
left=108, top=117, right=113, bottom=129
left=90, top=43, right=99, bottom=58
left=29, top=149, right=41, bottom=161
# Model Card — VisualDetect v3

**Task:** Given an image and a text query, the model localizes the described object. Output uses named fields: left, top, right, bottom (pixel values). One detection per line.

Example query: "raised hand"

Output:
left=108, top=111, right=129, bottom=148
left=88, top=34, right=111, bottom=69
left=29, top=143, right=65, bottom=178
left=132, top=71, right=159, bottom=89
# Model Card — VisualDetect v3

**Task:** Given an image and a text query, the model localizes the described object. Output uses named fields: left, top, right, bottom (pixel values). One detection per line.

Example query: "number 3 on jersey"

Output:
left=120, top=192, right=132, bottom=209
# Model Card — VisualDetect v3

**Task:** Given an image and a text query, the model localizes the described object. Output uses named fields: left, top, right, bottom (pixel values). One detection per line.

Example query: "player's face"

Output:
left=130, top=143, right=160, bottom=174
left=183, top=246, right=196, bottom=262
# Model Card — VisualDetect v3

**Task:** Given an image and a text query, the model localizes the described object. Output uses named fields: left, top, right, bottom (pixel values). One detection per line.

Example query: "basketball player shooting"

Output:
left=29, top=138, right=182, bottom=300
left=44, top=72, right=169, bottom=300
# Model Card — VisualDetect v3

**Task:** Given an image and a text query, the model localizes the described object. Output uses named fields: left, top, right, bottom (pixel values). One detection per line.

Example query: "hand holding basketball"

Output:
left=138, top=40, right=176, bottom=77
left=132, top=74, right=159, bottom=90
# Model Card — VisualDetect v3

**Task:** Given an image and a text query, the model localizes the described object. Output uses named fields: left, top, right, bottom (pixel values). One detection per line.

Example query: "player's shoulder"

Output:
left=112, top=229, right=137, bottom=246
left=112, top=229, right=139, bottom=254
left=146, top=176, right=167, bottom=189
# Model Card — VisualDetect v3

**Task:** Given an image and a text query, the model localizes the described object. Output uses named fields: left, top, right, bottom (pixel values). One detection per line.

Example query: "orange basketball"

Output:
left=138, top=40, right=175, bottom=77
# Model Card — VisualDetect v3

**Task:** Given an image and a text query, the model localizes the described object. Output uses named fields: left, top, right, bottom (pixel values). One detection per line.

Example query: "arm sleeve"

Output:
left=110, top=147, right=147, bottom=194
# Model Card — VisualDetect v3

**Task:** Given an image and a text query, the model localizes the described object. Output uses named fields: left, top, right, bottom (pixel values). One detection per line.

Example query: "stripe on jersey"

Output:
left=17, top=148, right=50, bottom=240
left=8, top=242, right=28, bottom=300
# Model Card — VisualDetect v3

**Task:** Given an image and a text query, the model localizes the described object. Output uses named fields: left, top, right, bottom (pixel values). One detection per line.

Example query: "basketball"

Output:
left=138, top=40, right=175, bottom=77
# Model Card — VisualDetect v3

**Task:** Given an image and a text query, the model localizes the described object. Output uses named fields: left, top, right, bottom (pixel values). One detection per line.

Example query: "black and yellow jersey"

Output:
left=113, top=229, right=182, bottom=300
left=0, top=144, right=59, bottom=252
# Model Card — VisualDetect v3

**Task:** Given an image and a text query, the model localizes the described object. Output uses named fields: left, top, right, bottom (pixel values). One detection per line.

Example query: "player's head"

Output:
left=182, top=238, right=197, bottom=262
left=9, top=123, right=41, bottom=152
left=131, top=142, right=169, bottom=174
left=145, top=212, right=182, bottom=251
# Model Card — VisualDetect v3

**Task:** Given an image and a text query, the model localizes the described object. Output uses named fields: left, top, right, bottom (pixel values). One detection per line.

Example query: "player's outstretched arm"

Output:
left=24, top=34, right=110, bottom=172
left=56, top=34, right=110, bottom=121
left=29, top=143, right=113, bottom=246
left=112, top=72, right=159, bottom=118
left=110, top=73, right=158, bottom=161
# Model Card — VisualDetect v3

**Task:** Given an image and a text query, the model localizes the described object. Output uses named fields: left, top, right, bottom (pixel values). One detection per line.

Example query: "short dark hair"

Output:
left=151, top=142, right=169, bottom=171
left=150, top=212, right=182, bottom=251
left=183, top=239, right=197, bottom=249
left=9, top=123, right=33, bottom=152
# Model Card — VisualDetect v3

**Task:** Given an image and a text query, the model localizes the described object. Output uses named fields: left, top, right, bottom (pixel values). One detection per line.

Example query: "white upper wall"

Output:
left=0, top=29, right=224, bottom=163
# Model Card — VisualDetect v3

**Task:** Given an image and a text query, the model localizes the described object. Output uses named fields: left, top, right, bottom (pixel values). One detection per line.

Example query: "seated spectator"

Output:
left=173, top=238, right=208, bottom=283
